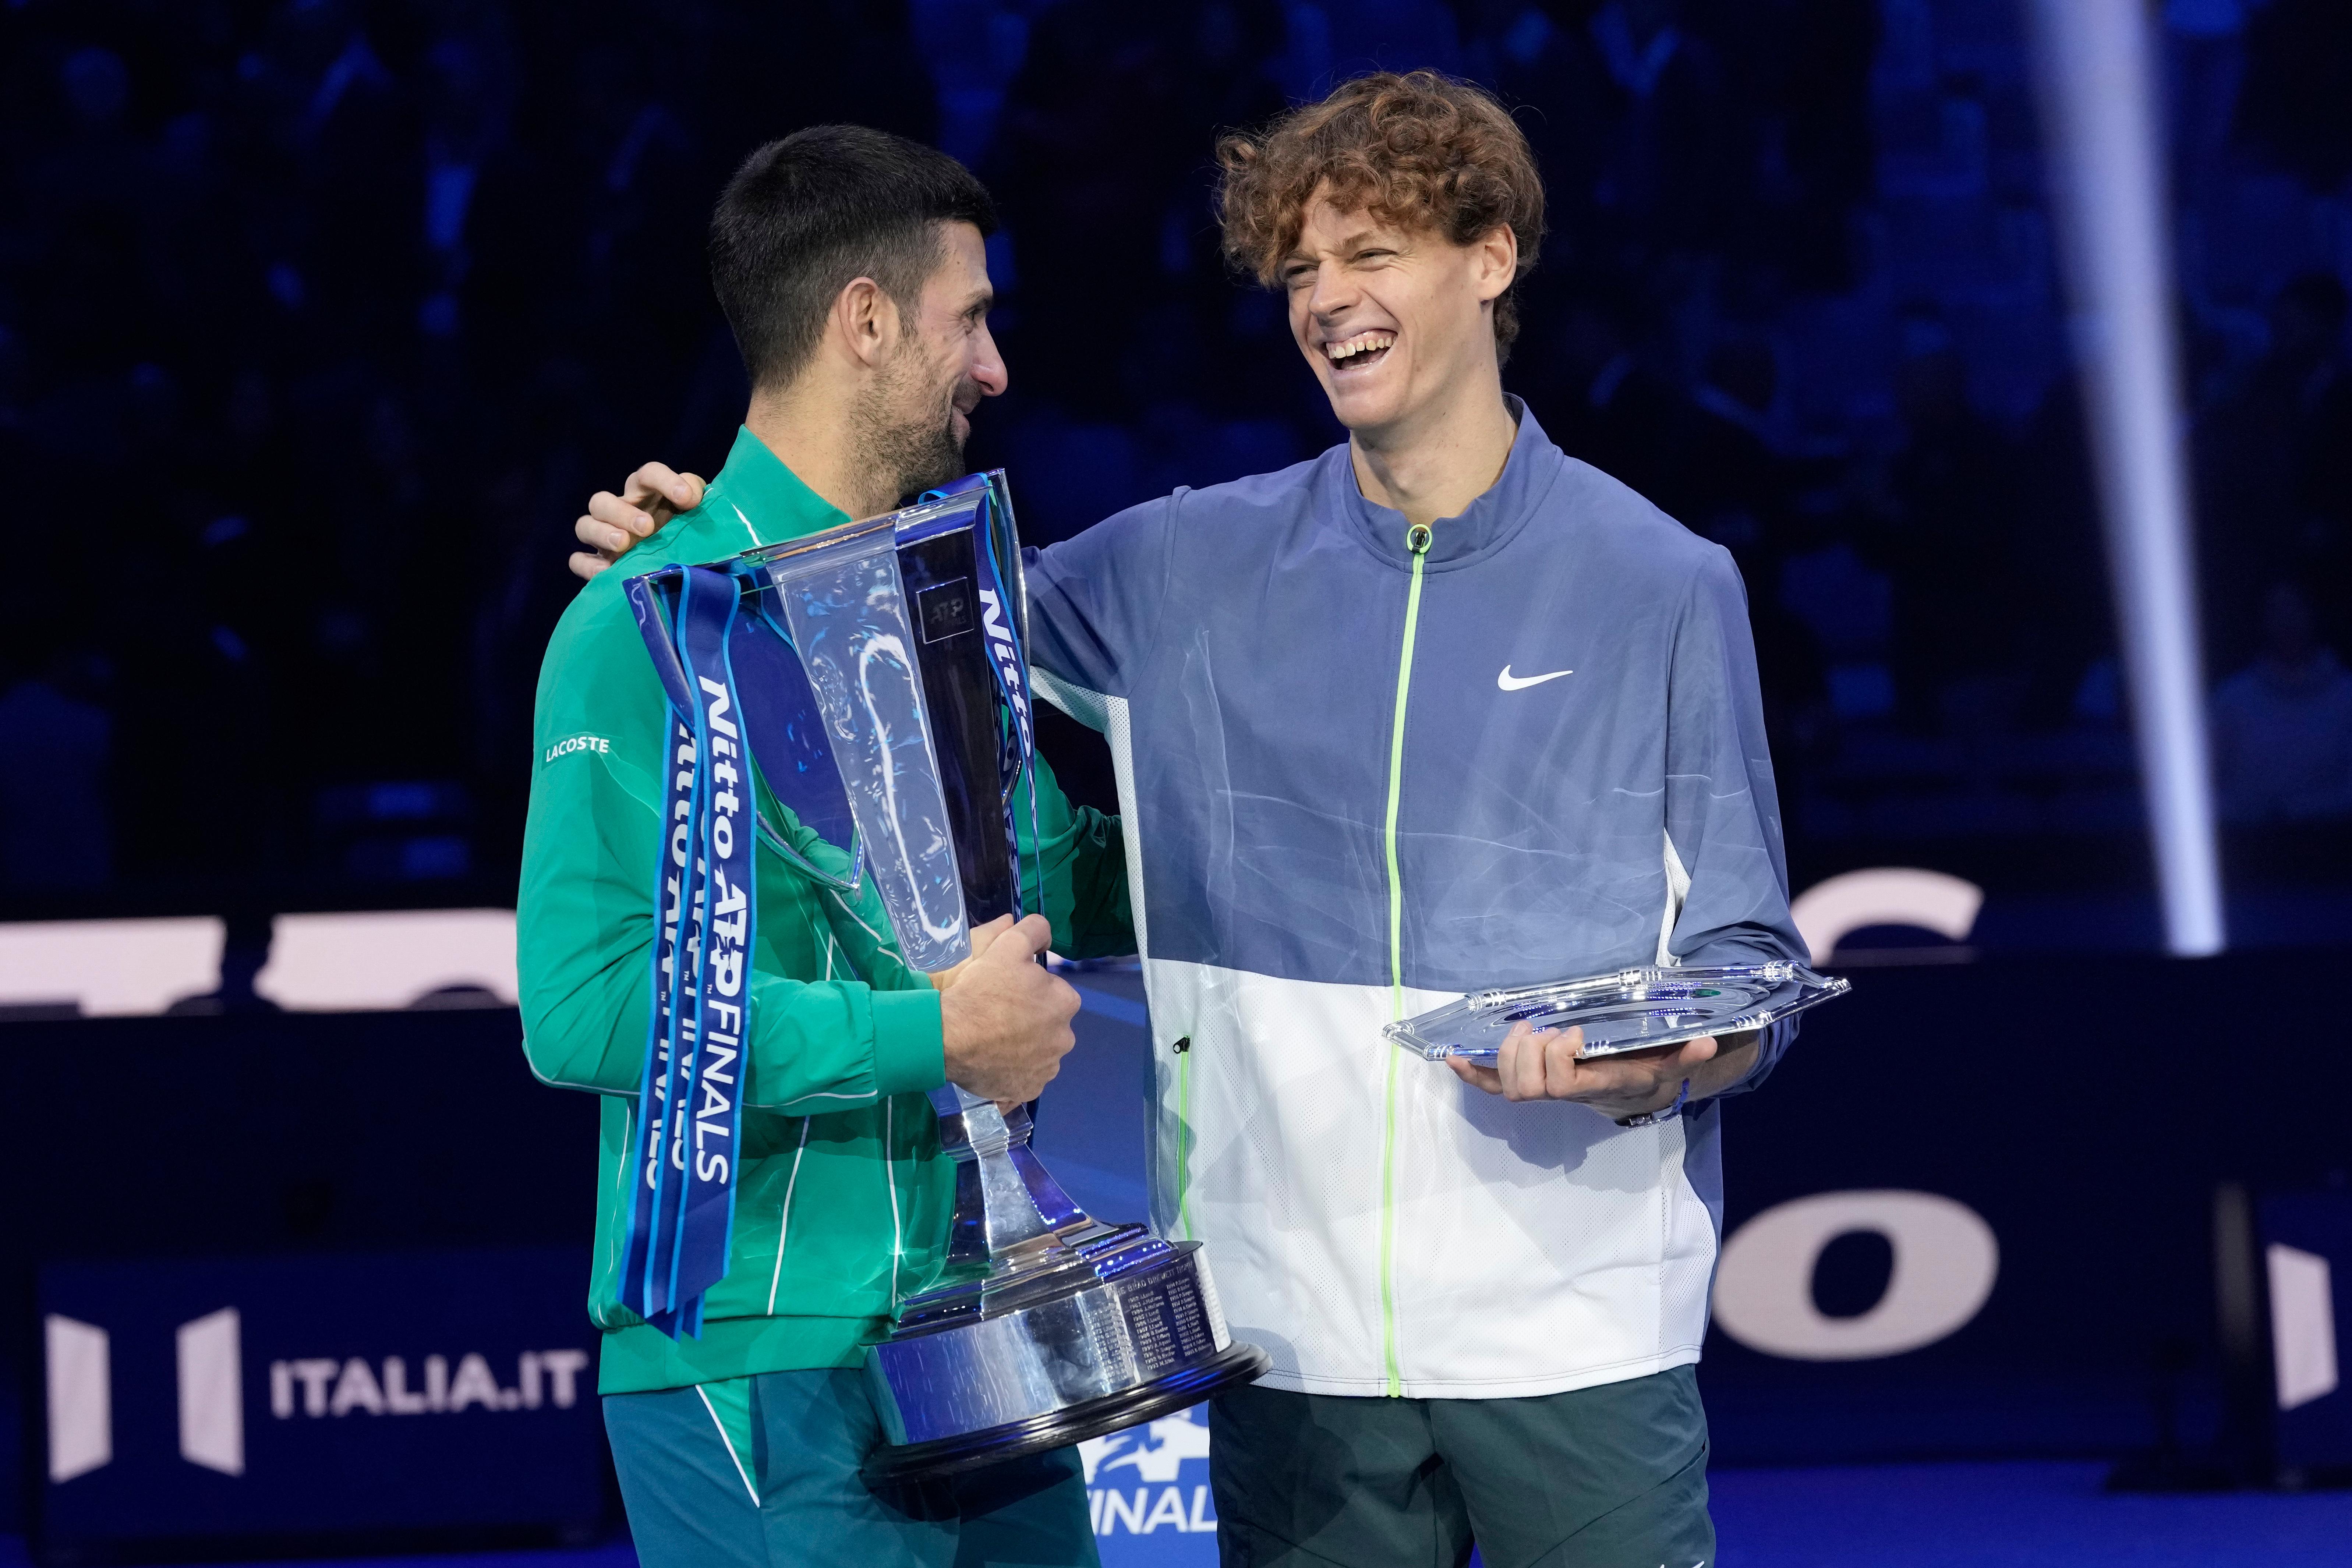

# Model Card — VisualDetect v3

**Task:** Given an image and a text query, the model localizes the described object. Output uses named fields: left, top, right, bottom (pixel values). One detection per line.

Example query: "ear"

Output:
left=831, top=276, right=902, bottom=372
left=1470, top=225, right=1518, bottom=305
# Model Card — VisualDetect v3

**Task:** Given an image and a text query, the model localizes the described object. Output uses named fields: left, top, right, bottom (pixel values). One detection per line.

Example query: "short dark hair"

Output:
left=709, top=126, right=998, bottom=391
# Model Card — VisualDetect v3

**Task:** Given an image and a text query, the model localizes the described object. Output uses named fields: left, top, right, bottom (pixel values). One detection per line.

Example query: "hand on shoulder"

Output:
left=572, top=464, right=704, bottom=580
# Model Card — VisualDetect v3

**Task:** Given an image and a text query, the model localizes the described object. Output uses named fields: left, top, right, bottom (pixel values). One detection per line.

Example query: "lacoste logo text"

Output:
left=1497, top=665, right=1573, bottom=691
left=544, top=733, right=612, bottom=764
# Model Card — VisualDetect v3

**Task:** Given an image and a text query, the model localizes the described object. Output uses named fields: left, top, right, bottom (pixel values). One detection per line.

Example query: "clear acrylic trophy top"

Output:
left=757, top=510, right=972, bottom=976
left=1384, top=960, right=1849, bottom=1065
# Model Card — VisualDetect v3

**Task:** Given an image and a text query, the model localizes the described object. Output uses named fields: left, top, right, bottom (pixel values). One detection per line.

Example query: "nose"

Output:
left=1305, top=258, right=1359, bottom=324
left=971, top=321, right=1008, bottom=398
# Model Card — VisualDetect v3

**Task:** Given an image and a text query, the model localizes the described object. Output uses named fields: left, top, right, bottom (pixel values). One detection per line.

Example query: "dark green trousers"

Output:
left=1208, top=1366, right=1713, bottom=1568
left=605, top=1370, right=1097, bottom=1568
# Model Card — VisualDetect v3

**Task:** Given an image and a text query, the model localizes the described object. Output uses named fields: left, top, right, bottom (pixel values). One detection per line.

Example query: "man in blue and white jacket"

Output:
left=579, top=71, right=1802, bottom=1568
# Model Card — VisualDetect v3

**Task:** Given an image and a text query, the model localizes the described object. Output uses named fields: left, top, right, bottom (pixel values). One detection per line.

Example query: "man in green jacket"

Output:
left=518, top=126, right=1128, bottom=1568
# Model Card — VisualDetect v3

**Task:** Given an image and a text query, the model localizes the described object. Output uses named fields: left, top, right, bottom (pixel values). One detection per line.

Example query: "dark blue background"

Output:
left=4, top=0, right=2349, bottom=945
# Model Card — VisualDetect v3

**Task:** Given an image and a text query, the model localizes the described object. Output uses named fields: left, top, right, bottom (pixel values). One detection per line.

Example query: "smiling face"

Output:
left=860, top=220, right=1007, bottom=498
left=1281, top=194, right=1516, bottom=441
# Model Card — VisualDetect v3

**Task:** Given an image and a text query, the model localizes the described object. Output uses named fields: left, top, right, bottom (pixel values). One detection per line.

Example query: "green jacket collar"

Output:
left=663, top=426, right=850, bottom=564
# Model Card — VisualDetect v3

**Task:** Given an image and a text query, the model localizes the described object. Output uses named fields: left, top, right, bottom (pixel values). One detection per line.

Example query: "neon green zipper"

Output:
left=1377, top=521, right=1432, bottom=1397
left=1175, top=1044, right=1194, bottom=1240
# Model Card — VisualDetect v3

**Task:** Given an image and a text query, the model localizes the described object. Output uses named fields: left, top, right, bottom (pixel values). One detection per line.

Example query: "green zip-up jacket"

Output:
left=518, top=427, right=1131, bottom=1395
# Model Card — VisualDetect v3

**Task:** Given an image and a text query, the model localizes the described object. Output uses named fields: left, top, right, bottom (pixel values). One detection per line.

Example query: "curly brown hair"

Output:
left=1216, top=71, right=1546, bottom=360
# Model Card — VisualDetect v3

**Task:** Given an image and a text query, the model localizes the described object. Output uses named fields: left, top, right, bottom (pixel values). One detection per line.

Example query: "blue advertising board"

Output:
left=37, top=1247, right=604, bottom=1556
left=1046, top=975, right=1219, bottom=1566
left=1080, top=1407, right=1219, bottom=1564
left=1041, top=955, right=2352, bottom=1526
left=2262, top=1192, right=2352, bottom=1473
left=15, top=949, right=2351, bottom=1561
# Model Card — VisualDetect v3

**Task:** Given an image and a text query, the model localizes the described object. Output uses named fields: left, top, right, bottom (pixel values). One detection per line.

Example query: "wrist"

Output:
left=1613, top=1076, right=1690, bottom=1129
left=1689, top=1032, right=1762, bottom=1099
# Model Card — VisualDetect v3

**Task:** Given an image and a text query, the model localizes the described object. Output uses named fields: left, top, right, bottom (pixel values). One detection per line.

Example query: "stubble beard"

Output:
left=857, top=341, right=967, bottom=508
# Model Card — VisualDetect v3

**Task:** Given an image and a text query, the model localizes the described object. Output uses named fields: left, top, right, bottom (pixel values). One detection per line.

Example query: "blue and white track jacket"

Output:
left=1024, top=401, right=1806, bottom=1399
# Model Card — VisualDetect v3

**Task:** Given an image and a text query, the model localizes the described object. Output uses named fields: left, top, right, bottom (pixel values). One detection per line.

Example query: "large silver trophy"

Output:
left=716, top=475, right=1267, bottom=1480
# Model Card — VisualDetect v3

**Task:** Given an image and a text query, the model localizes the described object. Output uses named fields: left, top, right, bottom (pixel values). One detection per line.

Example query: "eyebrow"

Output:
left=1282, top=229, right=1394, bottom=269
left=959, top=288, right=994, bottom=319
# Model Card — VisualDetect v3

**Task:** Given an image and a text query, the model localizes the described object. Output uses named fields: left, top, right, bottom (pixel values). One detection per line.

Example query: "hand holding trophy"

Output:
left=938, top=912, right=1079, bottom=1106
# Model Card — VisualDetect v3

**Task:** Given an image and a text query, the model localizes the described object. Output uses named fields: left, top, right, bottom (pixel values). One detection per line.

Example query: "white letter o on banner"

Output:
left=1712, top=1190, right=1999, bottom=1360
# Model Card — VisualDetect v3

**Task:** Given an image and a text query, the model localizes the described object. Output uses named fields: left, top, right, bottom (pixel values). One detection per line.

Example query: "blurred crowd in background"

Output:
left=1, top=0, right=2349, bottom=928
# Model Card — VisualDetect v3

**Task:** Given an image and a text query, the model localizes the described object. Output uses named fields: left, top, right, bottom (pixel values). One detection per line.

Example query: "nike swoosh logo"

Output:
left=1497, top=665, right=1573, bottom=691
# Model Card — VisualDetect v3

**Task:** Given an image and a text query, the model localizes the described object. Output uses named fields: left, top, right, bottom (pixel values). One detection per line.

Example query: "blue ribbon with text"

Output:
left=621, top=566, right=753, bottom=1337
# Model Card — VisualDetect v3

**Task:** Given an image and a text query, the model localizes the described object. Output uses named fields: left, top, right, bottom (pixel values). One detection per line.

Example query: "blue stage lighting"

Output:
left=2025, top=0, right=2225, bottom=957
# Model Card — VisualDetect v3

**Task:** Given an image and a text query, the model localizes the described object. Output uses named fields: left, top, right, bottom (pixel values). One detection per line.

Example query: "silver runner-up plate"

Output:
left=1385, top=961, right=1850, bottom=1066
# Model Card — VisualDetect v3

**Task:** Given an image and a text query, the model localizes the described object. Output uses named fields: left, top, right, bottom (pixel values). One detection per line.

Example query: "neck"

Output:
left=743, top=382, right=896, bottom=520
left=1347, top=369, right=1517, bottom=528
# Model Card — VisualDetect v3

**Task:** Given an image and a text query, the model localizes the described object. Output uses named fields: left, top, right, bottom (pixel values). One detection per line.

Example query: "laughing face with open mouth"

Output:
left=1280, top=190, right=1520, bottom=475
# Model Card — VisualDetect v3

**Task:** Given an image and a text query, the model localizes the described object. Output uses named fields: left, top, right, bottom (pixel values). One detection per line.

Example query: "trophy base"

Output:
left=863, top=1341, right=1269, bottom=1483
left=863, top=1232, right=1268, bottom=1483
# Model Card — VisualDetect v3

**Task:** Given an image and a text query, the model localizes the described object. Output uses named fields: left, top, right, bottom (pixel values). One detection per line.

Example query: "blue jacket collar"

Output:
left=1322, top=396, right=1567, bottom=572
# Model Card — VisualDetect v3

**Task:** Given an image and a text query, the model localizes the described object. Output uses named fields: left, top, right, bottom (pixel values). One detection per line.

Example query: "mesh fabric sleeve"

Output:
left=1659, top=549, right=1809, bottom=1095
